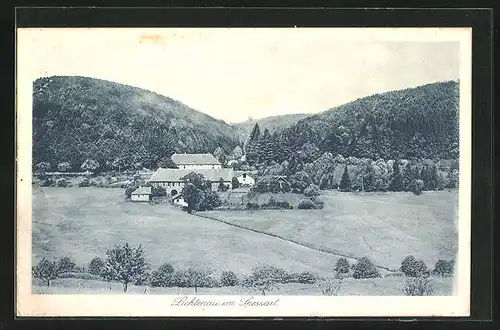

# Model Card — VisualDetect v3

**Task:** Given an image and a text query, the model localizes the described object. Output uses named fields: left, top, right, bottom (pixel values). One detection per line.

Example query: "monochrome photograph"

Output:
left=16, top=27, right=471, bottom=317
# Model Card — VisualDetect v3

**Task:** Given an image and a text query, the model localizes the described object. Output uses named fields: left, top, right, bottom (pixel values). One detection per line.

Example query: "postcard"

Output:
left=16, top=27, right=471, bottom=317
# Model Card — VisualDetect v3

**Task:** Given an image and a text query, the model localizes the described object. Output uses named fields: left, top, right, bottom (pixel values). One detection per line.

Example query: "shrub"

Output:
left=56, top=178, right=68, bottom=187
left=303, top=184, right=320, bottom=197
left=319, top=278, right=342, bottom=296
left=297, top=271, right=318, bottom=284
left=433, top=259, right=455, bottom=277
left=260, top=197, right=293, bottom=210
left=242, top=265, right=289, bottom=295
left=231, top=177, right=240, bottom=189
left=150, top=263, right=175, bottom=287
left=220, top=270, right=239, bottom=286
left=246, top=202, right=260, bottom=210
left=409, top=179, right=424, bottom=195
left=352, top=257, right=381, bottom=279
left=298, top=199, right=315, bottom=209
left=311, top=197, right=324, bottom=209
left=400, top=255, right=428, bottom=277
left=88, top=257, right=105, bottom=276
left=195, top=190, right=222, bottom=211
left=403, top=276, right=435, bottom=296
left=334, top=258, right=350, bottom=275
left=101, top=243, right=150, bottom=292
left=57, top=162, right=72, bottom=172
left=171, top=267, right=218, bottom=294
left=40, top=178, right=55, bottom=187
left=151, top=185, right=167, bottom=198
left=79, top=178, right=90, bottom=187
left=32, top=256, right=76, bottom=286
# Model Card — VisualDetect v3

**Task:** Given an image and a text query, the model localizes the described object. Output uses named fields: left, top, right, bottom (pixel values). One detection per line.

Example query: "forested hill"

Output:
left=234, top=113, right=309, bottom=143
left=280, top=81, right=459, bottom=161
left=32, top=76, right=241, bottom=171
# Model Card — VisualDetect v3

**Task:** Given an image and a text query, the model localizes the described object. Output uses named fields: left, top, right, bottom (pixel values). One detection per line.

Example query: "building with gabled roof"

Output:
left=130, top=186, right=151, bottom=202
left=171, top=153, right=221, bottom=169
left=148, top=167, right=234, bottom=196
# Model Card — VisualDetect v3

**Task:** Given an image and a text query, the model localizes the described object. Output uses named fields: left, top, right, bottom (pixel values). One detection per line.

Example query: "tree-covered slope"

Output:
left=234, top=113, right=309, bottom=143
left=32, top=76, right=240, bottom=171
left=281, top=81, right=459, bottom=161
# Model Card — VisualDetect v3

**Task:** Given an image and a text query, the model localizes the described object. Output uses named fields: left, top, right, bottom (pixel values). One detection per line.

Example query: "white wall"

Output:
left=131, top=194, right=150, bottom=202
left=237, top=175, right=255, bottom=186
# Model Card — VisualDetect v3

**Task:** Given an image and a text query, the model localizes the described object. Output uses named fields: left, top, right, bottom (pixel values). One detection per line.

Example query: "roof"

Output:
left=149, top=168, right=234, bottom=182
left=131, top=186, right=152, bottom=195
left=171, top=192, right=183, bottom=200
left=171, top=153, right=221, bottom=165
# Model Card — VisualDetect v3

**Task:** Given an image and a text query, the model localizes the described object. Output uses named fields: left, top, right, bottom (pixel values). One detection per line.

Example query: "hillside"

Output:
left=32, top=76, right=241, bottom=171
left=278, top=81, right=460, bottom=162
left=234, top=113, right=309, bottom=143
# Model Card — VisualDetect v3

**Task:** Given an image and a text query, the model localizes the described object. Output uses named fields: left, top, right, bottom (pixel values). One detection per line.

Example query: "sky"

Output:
left=18, top=28, right=462, bottom=123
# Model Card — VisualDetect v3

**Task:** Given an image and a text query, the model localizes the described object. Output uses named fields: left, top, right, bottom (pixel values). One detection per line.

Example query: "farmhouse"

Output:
left=130, top=186, right=151, bottom=202
left=234, top=171, right=256, bottom=187
left=171, top=153, right=222, bottom=169
left=148, top=167, right=234, bottom=195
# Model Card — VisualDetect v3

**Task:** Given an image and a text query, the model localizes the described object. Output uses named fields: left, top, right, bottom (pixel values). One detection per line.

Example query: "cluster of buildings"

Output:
left=130, top=153, right=255, bottom=205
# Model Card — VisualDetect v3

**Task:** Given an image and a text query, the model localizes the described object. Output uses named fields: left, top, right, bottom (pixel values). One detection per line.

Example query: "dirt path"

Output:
left=193, top=212, right=398, bottom=272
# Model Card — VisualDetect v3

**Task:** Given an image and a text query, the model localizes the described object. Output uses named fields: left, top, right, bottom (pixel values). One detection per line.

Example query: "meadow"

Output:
left=32, top=187, right=343, bottom=277
left=200, top=190, right=459, bottom=271
left=31, top=187, right=457, bottom=294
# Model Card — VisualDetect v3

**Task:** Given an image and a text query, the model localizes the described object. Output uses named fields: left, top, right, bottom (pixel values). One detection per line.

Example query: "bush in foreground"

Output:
left=32, top=256, right=77, bottom=286
left=220, top=270, right=239, bottom=286
left=171, top=267, right=219, bottom=294
left=352, top=257, right=381, bottom=279
left=402, top=276, right=435, bottom=296
left=242, top=265, right=290, bottom=296
left=432, top=259, right=455, bottom=277
left=297, top=271, right=318, bottom=284
left=88, top=257, right=105, bottom=276
left=334, top=258, right=350, bottom=276
left=303, top=184, right=320, bottom=197
left=101, top=243, right=150, bottom=292
left=319, top=278, right=342, bottom=296
left=298, top=199, right=315, bottom=209
left=150, top=263, right=175, bottom=287
left=400, top=255, right=428, bottom=277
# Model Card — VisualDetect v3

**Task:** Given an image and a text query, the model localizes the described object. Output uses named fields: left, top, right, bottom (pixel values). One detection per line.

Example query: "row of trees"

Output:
left=33, top=244, right=454, bottom=295
left=255, top=153, right=459, bottom=194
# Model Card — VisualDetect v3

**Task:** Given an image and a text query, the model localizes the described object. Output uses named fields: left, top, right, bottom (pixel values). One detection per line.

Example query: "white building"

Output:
left=171, top=192, right=188, bottom=207
left=130, top=186, right=151, bottom=202
left=171, top=153, right=222, bottom=169
left=148, top=167, right=234, bottom=196
left=234, top=171, right=256, bottom=187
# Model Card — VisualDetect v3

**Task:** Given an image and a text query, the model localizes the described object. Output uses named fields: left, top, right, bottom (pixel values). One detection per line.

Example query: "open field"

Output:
left=33, top=187, right=349, bottom=277
left=199, top=190, right=459, bottom=270
left=32, top=275, right=453, bottom=296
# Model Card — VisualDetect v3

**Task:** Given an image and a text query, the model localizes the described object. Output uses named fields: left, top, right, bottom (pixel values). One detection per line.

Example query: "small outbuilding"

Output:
left=171, top=192, right=188, bottom=207
left=130, top=186, right=152, bottom=202
left=234, top=171, right=256, bottom=187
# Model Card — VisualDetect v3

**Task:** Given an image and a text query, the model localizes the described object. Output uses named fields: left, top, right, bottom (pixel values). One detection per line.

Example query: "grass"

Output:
left=32, top=275, right=453, bottom=296
left=32, top=187, right=456, bottom=295
left=33, top=187, right=343, bottom=277
left=199, top=190, right=459, bottom=271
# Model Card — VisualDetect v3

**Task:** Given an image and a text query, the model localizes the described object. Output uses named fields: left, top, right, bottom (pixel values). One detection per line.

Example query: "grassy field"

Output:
left=33, top=275, right=453, bottom=296
left=32, top=187, right=457, bottom=295
left=199, top=190, right=459, bottom=271
left=33, top=187, right=346, bottom=277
